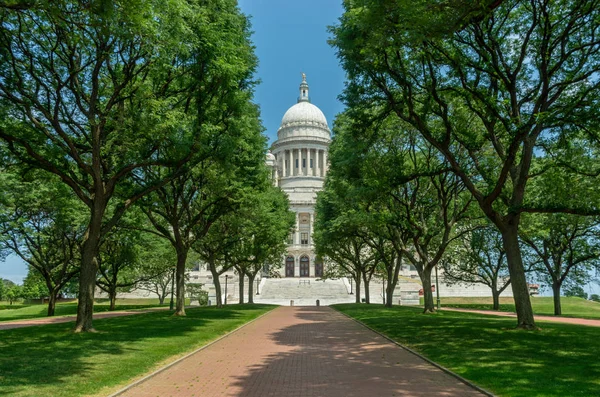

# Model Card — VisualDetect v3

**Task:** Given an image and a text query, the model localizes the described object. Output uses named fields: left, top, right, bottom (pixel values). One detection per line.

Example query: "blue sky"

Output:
left=0, top=0, right=346, bottom=284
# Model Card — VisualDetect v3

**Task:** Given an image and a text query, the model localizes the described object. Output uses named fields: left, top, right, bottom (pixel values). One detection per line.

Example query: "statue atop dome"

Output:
left=299, top=73, right=309, bottom=103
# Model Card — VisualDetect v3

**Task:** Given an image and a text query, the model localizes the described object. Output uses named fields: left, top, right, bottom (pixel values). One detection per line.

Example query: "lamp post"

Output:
left=382, top=278, right=386, bottom=306
left=169, top=267, right=175, bottom=311
left=435, top=264, right=441, bottom=310
left=256, top=277, right=260, bottom=295
left=349, top=276, right=353, bottom=294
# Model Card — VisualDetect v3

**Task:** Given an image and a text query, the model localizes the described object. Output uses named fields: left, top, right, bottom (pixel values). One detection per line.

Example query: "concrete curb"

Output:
left=333, top=307, right=496, bottom=397
left=107, top=306, right=278, bottom=397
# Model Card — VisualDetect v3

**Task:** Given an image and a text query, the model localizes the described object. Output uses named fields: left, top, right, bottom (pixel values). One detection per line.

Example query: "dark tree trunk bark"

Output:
left=109, top=289, right=117, bottom=311
left=421, top=267, right=435, bottom=313
left=362, top=272, right=371, bottom=304
left=492, top=290, right=500, bottom=311
left=74, top=231, right=100, bottom=332
left=354, top=274, right=361, bottom=304
left=552, top=282, right=562, bottom=316
left=209, top=261, right=223, bottom=307
left=384, top=255, right=402, bottom=308
left=248, top=275, right=255, bottom=304
left=501, top=224, right=536, bottom=329
left=174, top=246, right=189, bottom=316
left=47, top=293, right=57, bottom=316
left=238, top=274, right=245, bottom=304
left=159, top=295, right=165, bottom=305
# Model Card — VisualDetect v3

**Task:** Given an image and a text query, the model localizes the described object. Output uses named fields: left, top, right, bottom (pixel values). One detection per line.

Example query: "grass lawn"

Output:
left=334, top=304, right=600, bottom=397
left=0, top=299, right=167, bottom=322
left=0, top=304, right=275, bottom=397
left=438, top=296, right=600, bottom=319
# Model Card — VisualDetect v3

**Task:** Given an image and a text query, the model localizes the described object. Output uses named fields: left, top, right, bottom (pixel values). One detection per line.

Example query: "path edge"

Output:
left=107, top=305, right=278, bottom=397
left=333, top=307, right=496, bottom=397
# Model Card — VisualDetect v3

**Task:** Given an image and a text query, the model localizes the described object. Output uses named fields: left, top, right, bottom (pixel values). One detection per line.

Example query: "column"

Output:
left=295, top=212, right=300, bottom=245
left=296, top=148, right=301, bottom=176
left=317, top=149, right=322, bottom=177
left=307, top=148, right=312, bottom=176
left=315, top=149, right=320, bottom=177
left=291, top=149, right=295, bottom=176
left=282, top=150, right=287, bottom=177
left=323, top=150, right=328, bottom=175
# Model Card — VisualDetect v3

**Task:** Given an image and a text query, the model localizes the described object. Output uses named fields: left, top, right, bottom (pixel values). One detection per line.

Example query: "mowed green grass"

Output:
left=438, top=296, right=600, bottom=319
left=0, top=299, right=166, bottom=322
left=0, top=304, right=275, bottom=397
left=334, top=304, right=600, bottom=397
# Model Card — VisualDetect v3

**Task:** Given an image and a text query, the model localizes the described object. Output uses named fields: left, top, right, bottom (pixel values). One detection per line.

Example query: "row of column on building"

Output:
left=277, top=148, right=328, bottom=177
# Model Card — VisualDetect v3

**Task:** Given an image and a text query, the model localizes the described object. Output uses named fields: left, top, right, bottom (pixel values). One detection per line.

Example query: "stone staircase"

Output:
left=255, top=278, right=354, bottom=306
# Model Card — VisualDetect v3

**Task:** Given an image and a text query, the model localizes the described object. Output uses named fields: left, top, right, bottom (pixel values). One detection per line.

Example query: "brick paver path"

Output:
left=117, top=307, right=485, bottom=397
left=0, top=307, right=169, bottom=331
left=441, top=307, right=600, bottom=327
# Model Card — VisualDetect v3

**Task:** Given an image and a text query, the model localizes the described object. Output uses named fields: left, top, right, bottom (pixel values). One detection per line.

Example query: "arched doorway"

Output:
left=300, top=256, right=310, bottom=277
left=285, top=256, right=295, bottom=277
left=315, top=261, right=323, bottom=277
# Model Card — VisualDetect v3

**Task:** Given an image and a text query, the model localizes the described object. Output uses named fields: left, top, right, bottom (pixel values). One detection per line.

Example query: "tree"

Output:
left=135, top=0, right=263, bottom=314
left=564, top=285, right=588, bottom=300
left=521, top=214, right=600, bottom=315
left=0, top=0, right=256, bottom=331
left=442, top=225, right=512, bottom=310
left=590, top=294, right=600, bottom=303
left=231, top=186, right=295, bottom=304
left=134, top=239, right=177, bottom=305
left=330, top=0, right=600, bottom=328
left=5, top=284, right=22, bottom=304
left=315, top=186, right=378, bottom=304
left=0, top=171, right=82, bottom=315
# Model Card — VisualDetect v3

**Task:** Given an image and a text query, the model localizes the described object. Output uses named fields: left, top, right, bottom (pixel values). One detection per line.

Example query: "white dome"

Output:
left=279, top=101, right=329, bottom=130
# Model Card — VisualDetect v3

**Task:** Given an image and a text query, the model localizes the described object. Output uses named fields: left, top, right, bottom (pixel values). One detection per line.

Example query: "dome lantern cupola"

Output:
left=298, top=72, right=309, bottom=103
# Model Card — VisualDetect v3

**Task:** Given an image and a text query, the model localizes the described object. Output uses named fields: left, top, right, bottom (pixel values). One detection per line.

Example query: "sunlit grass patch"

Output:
left=0, top=304, right=275, bottom=397
left=334, top=304, right=600, bottom=397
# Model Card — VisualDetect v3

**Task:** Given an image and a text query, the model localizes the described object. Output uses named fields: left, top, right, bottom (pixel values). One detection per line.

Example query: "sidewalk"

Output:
left=0, top=306, right=170, bottom=331
left=441, top=307, right=600, bottom=327
left=115, top=306, right=486, bottom=397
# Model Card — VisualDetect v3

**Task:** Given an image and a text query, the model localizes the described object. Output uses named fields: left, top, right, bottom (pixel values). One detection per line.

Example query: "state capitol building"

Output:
left=266, top=74, right=329, bottom=278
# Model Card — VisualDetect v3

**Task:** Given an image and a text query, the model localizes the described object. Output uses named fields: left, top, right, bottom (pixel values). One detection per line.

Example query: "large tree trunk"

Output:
left=74, top=229, right=101, bottom=332
left=385, top=279, right=394, bottom=308
left=238, top=273, right=245, bottom=304
left=552, top=282, right=562, bottom=316
left=362, top=272, right=371, bottom=304
left=492, top=289, right=500, bottom=311
left=174, top=246, right=189, bottom=316
left=421, top=267, right=435, bottom=313
left=209, top=261, right=223, bottom=307
left=109, top=289, right=117, bottom=311
left=159, top=295, right=165, bottom=305
left=248, top=275, right=255, bottom=304
left=47, top=292, right=57, bottom=317
left=354, top=274, right=361, bottom=304
left=501, top=224, right=536, bottom=329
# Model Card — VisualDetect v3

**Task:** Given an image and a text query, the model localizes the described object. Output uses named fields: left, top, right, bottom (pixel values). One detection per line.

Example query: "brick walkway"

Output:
left=441, top=307, right=600, bottom=327
left=117, top=307, right=485, bottom=397
left=0, top=307, right=169, bottom=331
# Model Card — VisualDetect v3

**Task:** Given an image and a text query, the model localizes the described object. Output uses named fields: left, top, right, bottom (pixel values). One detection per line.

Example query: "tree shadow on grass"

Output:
left=0, top=304, right=271, bottom=396
left=229, top=306, right=482, bottom=397
left=334, top=304, right=600, bottom=397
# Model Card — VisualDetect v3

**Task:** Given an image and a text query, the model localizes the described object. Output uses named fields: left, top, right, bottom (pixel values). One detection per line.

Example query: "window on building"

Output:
left=287, top=233, right=294, bottom=245
left=310, top=159, right=313, bottom=168
left=301, top=232, right=309, bottom=245
left=302, top=158, right=306, bottom=168
left=296, top=159, right=299, bottom=168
